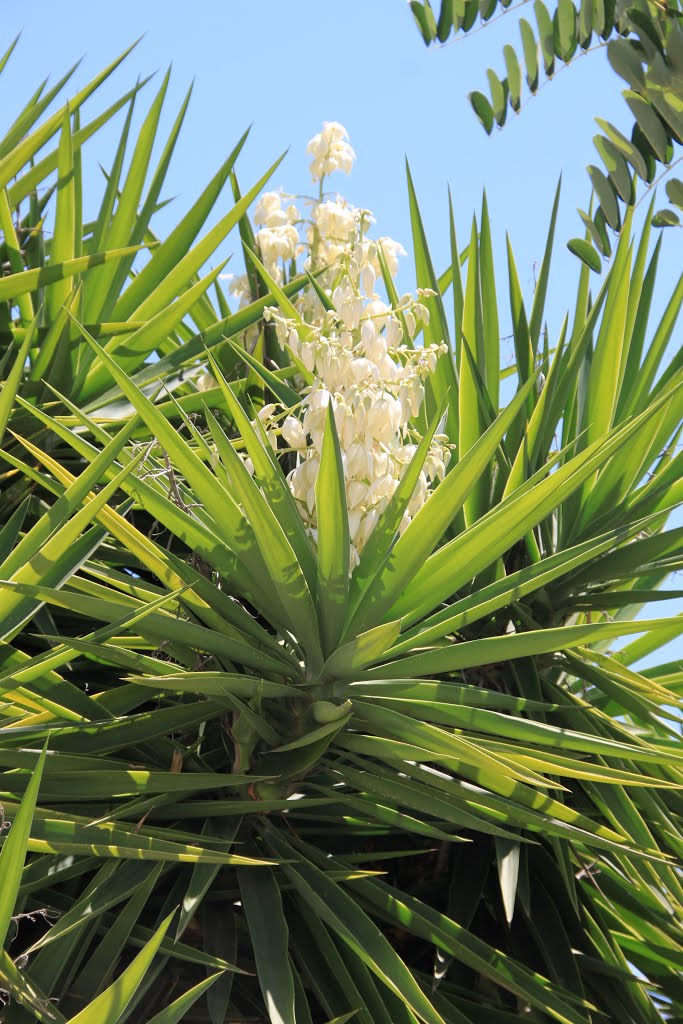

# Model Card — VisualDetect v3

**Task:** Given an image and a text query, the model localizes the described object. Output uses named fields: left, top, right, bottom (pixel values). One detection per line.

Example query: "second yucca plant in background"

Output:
left=1, top=42, right=683, bottom=1024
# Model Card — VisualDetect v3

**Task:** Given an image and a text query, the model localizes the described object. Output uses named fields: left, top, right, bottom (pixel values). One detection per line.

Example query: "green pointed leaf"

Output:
left=45, top=107, right=76, bottom=325
left=0, top=245, right=148, bottom=302
left=64, top=913, right=173, bottom=1024
left=0, top=316, right=37, bottom=449
left=367, top=618, right=678, bottom=684
left=324, top=620, right=402, bottom=679
left=264, top=829, right=447, bottom=1024
left=143, top=975, right=222, bottom=1024
left=0, top=41, right=140, bottom=190
left=317, top=401, right=350, bottom=654
left=0, top=744, right=47, bottom=948
left=238, top=867, right=296, bottom=1024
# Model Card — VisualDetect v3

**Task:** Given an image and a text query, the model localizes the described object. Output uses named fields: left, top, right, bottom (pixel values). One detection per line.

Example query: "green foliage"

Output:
left=0, top=37, right=682, bottom=1024
left=410, top=0, right=683, bottom=260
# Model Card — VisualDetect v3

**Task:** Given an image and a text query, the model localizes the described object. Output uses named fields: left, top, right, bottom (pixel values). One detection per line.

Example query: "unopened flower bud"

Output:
left=404, top=310, right=416, bottom=337
left=361, top=263, right=376, bottom=298
left=385, top=317, right=402, bottom=346
left=282, top=416, right=307, bottom=450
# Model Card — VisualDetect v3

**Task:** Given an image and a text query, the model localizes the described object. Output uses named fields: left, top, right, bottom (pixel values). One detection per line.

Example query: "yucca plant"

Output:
left=1, top=40, right=683, bottom=1024
left=0, top=35, right=301, bottom=528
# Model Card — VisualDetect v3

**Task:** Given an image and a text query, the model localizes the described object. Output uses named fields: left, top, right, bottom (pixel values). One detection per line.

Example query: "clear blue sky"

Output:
left=3, top=1, right=682, bottom=665
left=3, top=2, right=677, bottom=314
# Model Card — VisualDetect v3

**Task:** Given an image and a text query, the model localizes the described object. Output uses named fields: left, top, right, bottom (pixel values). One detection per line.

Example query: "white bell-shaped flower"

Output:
left=282, top=416, right=307, bottom=450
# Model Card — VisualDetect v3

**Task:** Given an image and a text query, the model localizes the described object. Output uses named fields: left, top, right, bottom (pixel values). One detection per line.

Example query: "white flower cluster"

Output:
left=264, top=275, right=450, bottom=568
left=306, top=121, right=356, bottom=181
left=304, top=199, right=407, bottom=311
left=227, top=191, right=302, bottom=307
left=227, top=120, right=405, bottom=320
left=227, top=122, right=452, bottom=569
left=253, top=192, right=300, bottom=271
